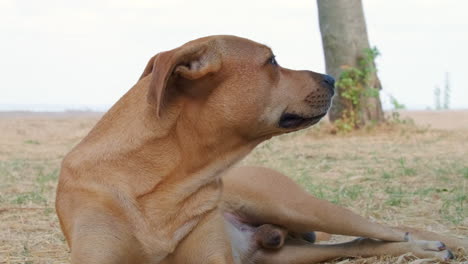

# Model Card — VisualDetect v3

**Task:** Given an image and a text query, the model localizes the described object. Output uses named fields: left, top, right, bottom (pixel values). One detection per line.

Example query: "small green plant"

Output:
left=389, top=95, right=406, bottom=110
left=461, top=167, right=468, bottom=179
left=334, top=47, right=381, bottom=132
left=24, top=139, right=40, bottom=145
left=385, top=186, right=406, bottom=207
left=381, top=171, right=393, bottom=180
left=36, top=168, right=59, bottom=184
left=334, top=113, right=355, bottom=133
left=341, top=185, right=364, bottom=201
left=441, top=190, right=466, bottom=224
left=44, top=207, right=54, bottom=216
left=387, top=95, right=410, bottom=125
left=398, top=157, right=416, bottom=176
left=22, top=243, right=31, bottom=258
left=12, top=191, right=46, bottom=205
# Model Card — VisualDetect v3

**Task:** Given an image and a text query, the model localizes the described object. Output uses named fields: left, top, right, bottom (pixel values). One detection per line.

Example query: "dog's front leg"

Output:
left=68, top=208, right=150, bottom=264
left=254, top=237, right=453, bottom=264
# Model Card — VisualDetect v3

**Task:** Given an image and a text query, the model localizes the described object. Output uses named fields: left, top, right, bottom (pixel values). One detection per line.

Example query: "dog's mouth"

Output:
left=278, top=112, right=327, bottom=129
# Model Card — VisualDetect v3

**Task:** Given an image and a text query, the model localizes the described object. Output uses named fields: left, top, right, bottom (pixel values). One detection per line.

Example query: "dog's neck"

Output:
left=68, top=82, right=259, bottom=189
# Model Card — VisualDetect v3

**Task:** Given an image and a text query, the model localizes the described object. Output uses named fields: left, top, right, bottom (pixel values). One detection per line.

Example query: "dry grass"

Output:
left=0, top=111, right=467, bottom=263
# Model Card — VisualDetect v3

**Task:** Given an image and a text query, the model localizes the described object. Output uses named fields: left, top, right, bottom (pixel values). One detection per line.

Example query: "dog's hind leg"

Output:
left=222, top=167, right=408, bottom=242
left=254, top=237, right=453, bottom=264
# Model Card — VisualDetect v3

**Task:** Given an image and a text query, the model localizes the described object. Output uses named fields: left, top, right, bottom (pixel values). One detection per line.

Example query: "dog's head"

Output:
left=139, top=35, right=334, bottom=140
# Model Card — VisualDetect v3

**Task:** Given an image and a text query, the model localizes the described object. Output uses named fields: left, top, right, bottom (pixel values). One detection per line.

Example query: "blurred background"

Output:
left=1, top=0, right=467, bottom=111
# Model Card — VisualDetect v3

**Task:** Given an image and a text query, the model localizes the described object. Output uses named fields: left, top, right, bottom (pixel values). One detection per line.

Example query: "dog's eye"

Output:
left=268, top=55, right=278, bottom=66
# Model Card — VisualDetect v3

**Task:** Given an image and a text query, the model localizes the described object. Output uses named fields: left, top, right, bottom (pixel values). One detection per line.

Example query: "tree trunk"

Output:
left=317, top=0, right=384, bottom=125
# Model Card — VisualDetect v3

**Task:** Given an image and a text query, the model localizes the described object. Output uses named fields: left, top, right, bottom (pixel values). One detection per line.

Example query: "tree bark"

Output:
left=317, top=0, right=384, bottom=125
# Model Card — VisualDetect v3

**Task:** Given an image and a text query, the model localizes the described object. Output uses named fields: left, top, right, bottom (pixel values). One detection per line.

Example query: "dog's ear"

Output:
left=140, top=42, right=222, bottom=117
left=139, top=54, right=159, bottom=81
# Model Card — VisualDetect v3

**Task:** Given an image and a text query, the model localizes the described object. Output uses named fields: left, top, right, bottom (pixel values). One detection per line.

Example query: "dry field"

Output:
left=0, top=111, right=467, bottom=263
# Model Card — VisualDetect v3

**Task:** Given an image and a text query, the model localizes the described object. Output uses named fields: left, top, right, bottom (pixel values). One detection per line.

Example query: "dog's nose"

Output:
left=322, top=75, right=335, bottom=95
left=323, top=75, right=335, bottom=87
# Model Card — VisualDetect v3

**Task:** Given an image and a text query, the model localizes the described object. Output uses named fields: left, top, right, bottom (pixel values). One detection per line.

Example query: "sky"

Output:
left=1, top=0, right=467, bottom=111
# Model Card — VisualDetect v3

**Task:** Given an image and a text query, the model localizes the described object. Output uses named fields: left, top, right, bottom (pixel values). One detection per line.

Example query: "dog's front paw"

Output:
left=410, top=240, right=454, bottom=261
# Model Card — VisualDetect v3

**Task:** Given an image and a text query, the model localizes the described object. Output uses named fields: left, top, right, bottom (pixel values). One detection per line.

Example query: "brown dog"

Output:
left=56, top=35, right=465, bottom=263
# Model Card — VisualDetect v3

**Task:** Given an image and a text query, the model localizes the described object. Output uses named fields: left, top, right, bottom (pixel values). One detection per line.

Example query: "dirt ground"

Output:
left=399, top=110, right=468, bottom=130
left=0, top=110, right=467, bottom=263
